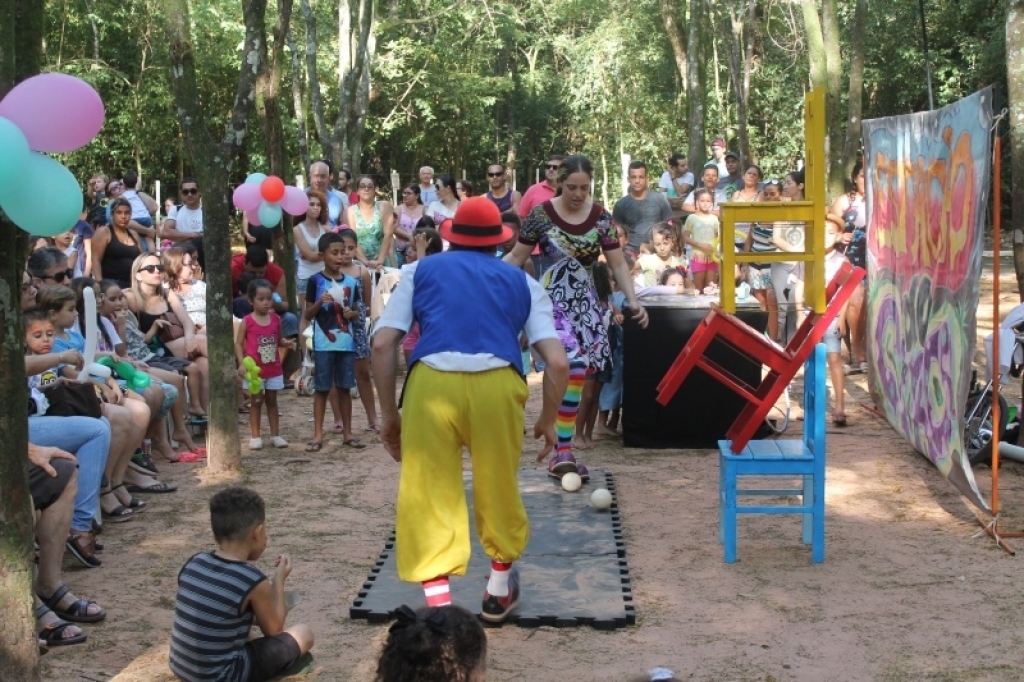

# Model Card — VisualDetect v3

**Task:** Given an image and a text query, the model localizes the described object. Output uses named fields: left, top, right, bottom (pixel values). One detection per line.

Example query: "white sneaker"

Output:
left=271, top=436, right=288, bottom=448
left=249, top=438, right=263, bottom=450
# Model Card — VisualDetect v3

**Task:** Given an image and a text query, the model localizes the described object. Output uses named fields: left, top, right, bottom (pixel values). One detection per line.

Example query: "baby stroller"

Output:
left=295, top=326, right=316, bottom=396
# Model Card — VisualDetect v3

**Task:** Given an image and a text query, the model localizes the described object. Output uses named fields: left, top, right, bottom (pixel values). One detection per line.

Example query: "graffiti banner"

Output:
left=863, top=88, right=993, bottom=511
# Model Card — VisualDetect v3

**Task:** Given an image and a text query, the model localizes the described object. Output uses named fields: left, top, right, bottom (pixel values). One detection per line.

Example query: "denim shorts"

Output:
left=824, top=318, right=842, bottom=354
left=314, top=350, right=356, bottom=392
left=242, top=375, right=284, bottom=392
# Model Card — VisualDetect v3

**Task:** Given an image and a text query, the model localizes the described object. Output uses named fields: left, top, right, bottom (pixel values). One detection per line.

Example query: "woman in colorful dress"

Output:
left=344, top=175, right=396, bottom=268
left=503, top=155, right=648, bottom=478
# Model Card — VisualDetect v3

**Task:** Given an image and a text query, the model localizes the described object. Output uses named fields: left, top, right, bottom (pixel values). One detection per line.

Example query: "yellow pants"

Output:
left=396, top=363, right=530, bottom=583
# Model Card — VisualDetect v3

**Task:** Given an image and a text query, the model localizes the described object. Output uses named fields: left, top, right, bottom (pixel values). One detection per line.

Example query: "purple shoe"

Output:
left=547, top=452, right=578, bottom=478
left=576, top=464, right=590, bottom=483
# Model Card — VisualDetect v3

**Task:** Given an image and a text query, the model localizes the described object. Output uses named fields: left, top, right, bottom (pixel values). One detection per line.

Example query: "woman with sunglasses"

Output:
left=91, top=198, right=144, bottom=289
left=427, top=174, right=460, bottom=226
left=162, top=247, right=206, bottom=332
left=125, top=253, right=210, bottom=416
left=393, top=184, right=424, bottom=263
left=343, top=175, right=397, bottom=269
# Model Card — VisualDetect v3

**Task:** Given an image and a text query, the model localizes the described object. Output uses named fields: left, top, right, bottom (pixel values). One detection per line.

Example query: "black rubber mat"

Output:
left=349, top=468, right=635, bottom=629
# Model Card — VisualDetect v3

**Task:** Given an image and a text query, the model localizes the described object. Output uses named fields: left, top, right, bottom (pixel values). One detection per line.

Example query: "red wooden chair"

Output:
left=656, top=260, right=865, bottom=452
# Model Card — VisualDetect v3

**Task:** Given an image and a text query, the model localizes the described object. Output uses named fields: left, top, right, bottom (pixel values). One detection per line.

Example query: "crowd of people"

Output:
left=17, top=141, right=868, bottom=678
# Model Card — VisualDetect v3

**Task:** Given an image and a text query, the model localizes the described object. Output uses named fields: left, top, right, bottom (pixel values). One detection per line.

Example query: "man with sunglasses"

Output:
left=27, top=247, right=74, bottom=289
left=484, top=163, right=521, bottom=213
left=517, top=155, right=564, bottom=280
left=162, top=177, right=205, bottom=267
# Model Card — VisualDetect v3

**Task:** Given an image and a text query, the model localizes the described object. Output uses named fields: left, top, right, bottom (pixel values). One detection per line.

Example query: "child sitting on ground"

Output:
left=169, top=487, right=314, bottom=682
left=375, top=604, right=486, bottom=682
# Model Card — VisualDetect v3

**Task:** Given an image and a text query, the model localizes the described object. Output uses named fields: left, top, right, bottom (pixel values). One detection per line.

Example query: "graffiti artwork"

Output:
left=862, top=87, right=993, bottom=510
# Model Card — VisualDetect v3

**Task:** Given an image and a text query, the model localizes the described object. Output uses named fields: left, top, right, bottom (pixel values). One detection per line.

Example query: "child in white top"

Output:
left=635, top=222, right=686, bottom=287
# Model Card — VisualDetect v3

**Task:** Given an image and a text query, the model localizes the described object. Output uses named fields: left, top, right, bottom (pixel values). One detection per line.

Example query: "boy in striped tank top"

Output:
left=170, top=487, right=313, bottom=682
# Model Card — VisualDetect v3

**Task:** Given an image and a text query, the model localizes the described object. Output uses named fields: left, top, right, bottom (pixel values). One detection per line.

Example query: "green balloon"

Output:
left=0, top=116, right=30, bottom=188
left=0, top=152, right=82, bottom=236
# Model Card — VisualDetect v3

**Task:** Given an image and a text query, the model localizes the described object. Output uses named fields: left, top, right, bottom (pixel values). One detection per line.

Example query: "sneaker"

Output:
left=271, top=436, right=288, bottom=448
left=249, top=438, right=263, bottom=450
left=129, top=450, right=159, bottom=476
left=481, top=566, right=520, bottom=624
left=547, top=452, right=578, bottom=479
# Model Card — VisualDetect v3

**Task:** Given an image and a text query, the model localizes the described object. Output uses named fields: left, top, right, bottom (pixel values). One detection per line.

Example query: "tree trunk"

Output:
left=720, top=2, right=749, bottom=162
left=164, top=0, right=267, bottom=473
left=301, top=0, right=334, bottom=161
left=1009, top=0, right=1024, bottom=298
left=0, top=1, right=44, bottom=678
left=840, top=0, right=868, bottom=185
left=334, top=0, right=374, bottom=170
left=256, top=0, right=300, bottom=377
left=686, top=0, right=704, bottom=170
left=660, top=0, right=688, bottom=91
left=287, top=27, right=311, bottom=172
left=820, top=0, right=845, bottom=200
left=801, top=0, right=844, bottom=199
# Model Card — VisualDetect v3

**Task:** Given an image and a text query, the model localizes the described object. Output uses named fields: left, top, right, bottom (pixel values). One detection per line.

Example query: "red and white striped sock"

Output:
left=422, top=577, right=451, bottom=607
left=486, top=560, right=512, bottom=597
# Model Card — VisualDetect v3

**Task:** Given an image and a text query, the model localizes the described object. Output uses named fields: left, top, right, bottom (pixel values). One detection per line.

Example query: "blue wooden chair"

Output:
left=718, top=343, right=826, bottom=564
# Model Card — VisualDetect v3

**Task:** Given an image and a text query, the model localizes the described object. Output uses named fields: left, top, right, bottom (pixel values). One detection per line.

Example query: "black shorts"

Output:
left=245, top=632, right=301, bottom=682
left=29, top=460, right=76, bottom=511
left=147, top=356, right=193, bottom=374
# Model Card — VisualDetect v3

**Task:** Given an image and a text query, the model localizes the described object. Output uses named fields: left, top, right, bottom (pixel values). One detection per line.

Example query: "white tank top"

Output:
left=296, top=222, right=328, bottom=280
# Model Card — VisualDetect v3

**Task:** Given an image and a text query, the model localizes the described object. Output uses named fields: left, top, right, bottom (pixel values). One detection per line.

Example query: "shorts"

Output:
left=242, top=375, right=285, bottom=392
left=824, top=317, right=842, bottom=354
left=314, top=350, right=356, bottom=392
left=748, top=265, right=772, bottom=290
left=29, top=459, right=77, bottom=510
left=147, top=356, right=193, bottom=374
left=245, top=632, right=301, bottom=682
left=690, top=259, right=719, bottom=274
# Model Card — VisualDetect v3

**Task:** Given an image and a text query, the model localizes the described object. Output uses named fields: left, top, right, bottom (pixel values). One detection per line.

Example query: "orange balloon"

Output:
left=261, top=175, right=285, bottom=202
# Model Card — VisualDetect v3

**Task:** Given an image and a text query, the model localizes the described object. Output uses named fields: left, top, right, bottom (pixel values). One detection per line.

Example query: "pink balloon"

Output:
left=245, top=207, right=262, bottom=227
left=0, top=73, right=104, bottom=153
left=281, top=186, right=310, bottom=216
left=233, top=182, right=264, bottom=212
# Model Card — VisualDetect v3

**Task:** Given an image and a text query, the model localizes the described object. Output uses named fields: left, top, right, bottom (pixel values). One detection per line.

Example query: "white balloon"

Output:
left=86, top=363, right=111, bottom=379
left=82, top=286, right=98, bottom=368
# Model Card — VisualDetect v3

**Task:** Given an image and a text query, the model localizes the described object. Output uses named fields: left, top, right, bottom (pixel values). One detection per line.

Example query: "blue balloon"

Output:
left=257, top=202, right=282, bottom=227
left=0, top=152, right=82, bottom=236
left=246, top=172, right=267, bottom=185
left=0, top=116, right=30, bottom=188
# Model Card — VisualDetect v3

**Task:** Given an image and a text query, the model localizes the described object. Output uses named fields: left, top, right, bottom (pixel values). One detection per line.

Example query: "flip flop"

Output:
left=365, top=424, right=380, bottom=433
left=333, top=422, right=345, bottom=433
left=832, top=412, right=848, bottom=427
left=126, top=481, right=178, bottom=494
left=172, top=451, right=203, bottom=463
left=305, top=440, right=323, bottom=452
left=343, top=438, right=366, bottom=449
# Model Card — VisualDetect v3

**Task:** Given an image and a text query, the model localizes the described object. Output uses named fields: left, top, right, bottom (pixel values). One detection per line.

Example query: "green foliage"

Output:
left=37, top=0, right=1009, bottom=199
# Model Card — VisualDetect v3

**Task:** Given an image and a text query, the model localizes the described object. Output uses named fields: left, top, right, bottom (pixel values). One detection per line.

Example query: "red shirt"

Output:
left=231, top=253, right=284, bottom=297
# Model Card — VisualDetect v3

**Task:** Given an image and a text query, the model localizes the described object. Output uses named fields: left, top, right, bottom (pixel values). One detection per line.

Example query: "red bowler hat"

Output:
left=439, top=196, right=513, bottom=247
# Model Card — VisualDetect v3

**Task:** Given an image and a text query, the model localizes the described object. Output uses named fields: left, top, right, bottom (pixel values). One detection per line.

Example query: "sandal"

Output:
left=99, top=491, right=134, bottom=523
left=365, top=423, right=380, bottom=434
left=171, top=451, right=203, bottom=463
left=37, top=585, right=106, bottom=623
left=65, top=533, right=102, bottom=568
left=305, top=440, right=323, bottom=452
left=343, top=438, right=366, bottom=449
left=833, top=412, right=848, bottom=427
left=34, top=605, right=87, bottom=647
left=333, top=422, right=345, bottom=433
left=112, top=483, right=147, bottom=510
left=125, top=481, right=177, bottom=494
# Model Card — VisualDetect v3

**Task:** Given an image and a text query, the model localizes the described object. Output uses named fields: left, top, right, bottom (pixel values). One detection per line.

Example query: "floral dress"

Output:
left=353, top=202, right=384, bottom=261
left=520, top=201, right=619, bottom=372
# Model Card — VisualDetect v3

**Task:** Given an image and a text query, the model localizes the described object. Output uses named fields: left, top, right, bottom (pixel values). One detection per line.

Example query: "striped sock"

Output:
left=422, top=577, right=451, bottom=607
left=486, top=560, right=513, bottom=597
left=556, top=361, right=587, bottom=455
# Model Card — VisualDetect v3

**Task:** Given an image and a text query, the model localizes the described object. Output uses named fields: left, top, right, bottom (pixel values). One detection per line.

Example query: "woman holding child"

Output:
left=503, top=154, right=648, bottom=478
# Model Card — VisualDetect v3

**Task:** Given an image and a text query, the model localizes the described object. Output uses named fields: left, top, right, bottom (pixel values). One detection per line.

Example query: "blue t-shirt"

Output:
left=306, top=271, right=358, bottom=352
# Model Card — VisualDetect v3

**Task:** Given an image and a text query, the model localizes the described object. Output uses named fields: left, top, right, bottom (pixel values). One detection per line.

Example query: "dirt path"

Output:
left=41, top=263, right=1024, bottom=682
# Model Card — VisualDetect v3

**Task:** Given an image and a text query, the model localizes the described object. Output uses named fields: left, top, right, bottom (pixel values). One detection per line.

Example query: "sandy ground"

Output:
left=41, top=260, right=1024, bottom=682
